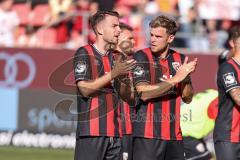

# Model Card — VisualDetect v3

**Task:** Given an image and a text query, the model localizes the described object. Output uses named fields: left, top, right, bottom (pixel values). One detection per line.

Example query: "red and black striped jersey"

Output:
left=214, top=58, right=240, bottom=143
left=121, top=101, right=134, bottom=135
left=73, top=44, right=122, bottom=137
left=132, top=48, right=188, bottom=140
left=120, top=68, right=135, bottom=135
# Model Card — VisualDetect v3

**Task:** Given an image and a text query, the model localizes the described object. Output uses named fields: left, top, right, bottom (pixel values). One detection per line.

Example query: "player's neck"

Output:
left=153, top=46, right=169, bottom=59
left=160, top=50, right=169, bottom=59
left=93, top=39, right=109, bottom=55
left=233, top=52, right=240, bottom=63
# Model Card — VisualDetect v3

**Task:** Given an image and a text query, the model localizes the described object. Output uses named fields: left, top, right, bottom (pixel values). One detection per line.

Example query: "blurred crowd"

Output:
left=0, top=0, right=239, bottom=52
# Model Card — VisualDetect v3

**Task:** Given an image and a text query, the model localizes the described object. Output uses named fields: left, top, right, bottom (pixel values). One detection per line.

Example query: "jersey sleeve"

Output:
left=217, top=63, right=240, bottom=93
left=132, top=50, right=151, bottom=86
left=73, top=47, right=91, bottom=82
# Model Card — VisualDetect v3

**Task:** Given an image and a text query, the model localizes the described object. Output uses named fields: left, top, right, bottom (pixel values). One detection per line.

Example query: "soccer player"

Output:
left=132, top=15, right=197, bottom=160
left=73, top=11, right=135, bottom=160
left=214, top=26, right=240, bottom=160
left=116, top=22, right=136, bottom=160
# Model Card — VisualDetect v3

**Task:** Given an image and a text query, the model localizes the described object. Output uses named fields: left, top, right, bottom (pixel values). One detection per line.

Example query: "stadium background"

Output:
left=0, top=0, right=239, bottom=159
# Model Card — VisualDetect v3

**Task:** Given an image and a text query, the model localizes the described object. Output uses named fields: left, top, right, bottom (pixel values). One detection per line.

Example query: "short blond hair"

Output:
left=149, top=15, right=178, bottom=35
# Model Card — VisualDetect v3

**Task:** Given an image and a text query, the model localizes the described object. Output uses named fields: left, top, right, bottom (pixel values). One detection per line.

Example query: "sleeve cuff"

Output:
left=226, top=85, right=240, bottom=93
left=75, top=77, right=89, bottom=83
left=134, top=80, right=150, bottom=86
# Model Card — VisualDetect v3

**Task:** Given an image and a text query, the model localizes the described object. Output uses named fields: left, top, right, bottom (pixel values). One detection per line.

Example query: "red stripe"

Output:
left=159, top=58, right=170, bottom=139
left=144, top=103, right=154, bottom=138
left=124, top=102, right=132, bottom=134
left=175, top=96, right=182, bottom=140
left=84, top=45, right=100, bottom=136
left=228, top=59, right=240, bottom=142
left=89, top=97, right=99, bottom=135
left=142, top=48, right=155, bottom=137
left=172, top=52, right=183, bottom=140
left=102, top=56, right=115, bottom=136
left=106, top=93, right=115, bottom=136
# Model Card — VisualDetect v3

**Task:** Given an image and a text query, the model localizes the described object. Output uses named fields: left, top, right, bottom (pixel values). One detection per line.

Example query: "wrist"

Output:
left=167, top=76, right=179, bottom=86
left=111, top=69, right=118, bottom=79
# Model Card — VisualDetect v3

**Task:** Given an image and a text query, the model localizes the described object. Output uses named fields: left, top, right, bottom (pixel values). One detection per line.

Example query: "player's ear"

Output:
left=96, top=23, right=103, bottom=35
left=229, top=39, right=234, bottom=48
left=168, top=34, right=175, bottom=43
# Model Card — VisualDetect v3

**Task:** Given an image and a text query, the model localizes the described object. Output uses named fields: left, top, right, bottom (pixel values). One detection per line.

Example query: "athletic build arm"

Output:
left=136, top=57, right=197, bottom=102
left=77, top=56, right=135, bottom=98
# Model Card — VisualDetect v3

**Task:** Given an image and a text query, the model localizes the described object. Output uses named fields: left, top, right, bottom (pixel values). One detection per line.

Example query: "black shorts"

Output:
left=74, top=136, right=121, bottom=160
left=183, top=137, right=212, bottom=160
left=214, top=141, right=240, bottom=160
left=122, top=135, right=133, bottom=160
left=133, top=137, right=185, bottom=160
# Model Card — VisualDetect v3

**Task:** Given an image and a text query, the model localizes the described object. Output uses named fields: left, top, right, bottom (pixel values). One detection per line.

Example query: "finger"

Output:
left=125, top=61, right=136, bottom=68
left=126, top=65, right=136, bottom=71
left=115, top=54, right=122, bottom=62
left=183, top=56, right=188, bottom=65
left=126, top=59, right=135, bottom=64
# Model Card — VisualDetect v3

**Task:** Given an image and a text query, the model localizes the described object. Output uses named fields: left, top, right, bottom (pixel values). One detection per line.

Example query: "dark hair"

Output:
left=90, top=10, right=119, bottom=34
left=119, top=23, right=133, bottom=32
left=229, top=26, right=240, bottom=42
left=218, top=50, right=230, bottom=65
left=149, top=15, right=178, bottom=35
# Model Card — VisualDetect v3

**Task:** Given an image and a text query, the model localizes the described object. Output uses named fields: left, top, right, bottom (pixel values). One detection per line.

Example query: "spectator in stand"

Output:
left=49, top=0, right=72, bottom=21
left=71, top=0, right=91, bottom=34
left=0, top=0, right=20, bottom=47
left=156, top=0, right=178, bottom=16
left=65, top=0, right=96, bottom=49
left=16, top=25, right=38, bottom=48
left=49, top=0, right=73, bottom=44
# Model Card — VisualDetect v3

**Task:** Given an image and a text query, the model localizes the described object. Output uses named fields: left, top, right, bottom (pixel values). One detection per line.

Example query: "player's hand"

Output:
left=175, top=57, right=197, bottom=82
left=111, top=55, right=136, bottom=78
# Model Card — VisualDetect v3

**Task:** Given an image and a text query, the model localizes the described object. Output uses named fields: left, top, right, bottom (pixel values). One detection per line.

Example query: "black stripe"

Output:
left=179, top=53, right=185, bottom=64
left=168, top=53, right=177, bottom=140
left=77, top=96, right=91, bottom=136
left=153, top=100, right=162, bottom=138
left=134, top=102, right=148, bottom=137
left=153, top=57, right=163, bottom=137
left=228, top=62, right=235, bottom=141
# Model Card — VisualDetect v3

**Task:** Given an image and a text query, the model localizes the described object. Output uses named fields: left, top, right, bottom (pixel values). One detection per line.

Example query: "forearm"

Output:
left=77, top=72, right=114, bottom=97
left=119, top=82, right=135, bottom=105
left=137, top=77, right=179, bottom=102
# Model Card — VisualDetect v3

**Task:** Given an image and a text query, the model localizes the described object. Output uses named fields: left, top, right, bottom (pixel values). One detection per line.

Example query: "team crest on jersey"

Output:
left=172, top=62, right=181, bottom=71
left=133, top=65, right=145, bottom=77
left=75, top=61, right=87, bottom=75
left=223, top=72, right=237, bottom=87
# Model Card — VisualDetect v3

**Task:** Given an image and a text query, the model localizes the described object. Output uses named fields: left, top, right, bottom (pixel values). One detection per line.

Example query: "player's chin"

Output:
left=124, top=49, right=133, bottom=56
left=112, top=36, right=119, bottom=43
left=150, top=46, right=157, bottom=52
